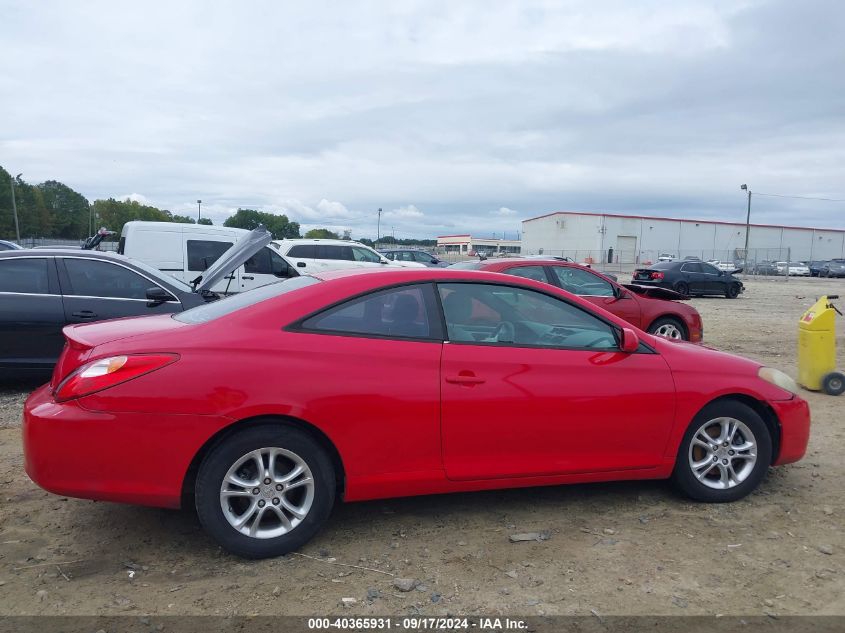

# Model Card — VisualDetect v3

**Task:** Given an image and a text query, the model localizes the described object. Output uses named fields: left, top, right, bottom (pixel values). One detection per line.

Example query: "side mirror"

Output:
left=431, top=258, right=439, bottom=265
left=146, top=286, right=174, bottom=306
left=620, top=327, right=639, bottom=353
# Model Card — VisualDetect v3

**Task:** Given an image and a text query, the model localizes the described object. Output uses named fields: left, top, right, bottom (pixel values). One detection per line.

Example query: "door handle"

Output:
left=241, top=275, right=254, bottom=280
left=297, top=262, right=306, bottom=268
left=71, top=310, right=97, bottom=319
left=445, top=372, right=486, bottom=385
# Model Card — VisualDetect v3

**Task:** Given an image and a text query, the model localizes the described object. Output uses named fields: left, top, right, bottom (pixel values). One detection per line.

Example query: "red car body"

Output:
left=24, top=268, right=808, bottom=516
left=461, top=258, right=704, bottom=342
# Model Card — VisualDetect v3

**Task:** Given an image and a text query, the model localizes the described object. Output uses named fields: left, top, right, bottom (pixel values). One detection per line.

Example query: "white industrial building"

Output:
left=521, top=211, right=845, bottom=265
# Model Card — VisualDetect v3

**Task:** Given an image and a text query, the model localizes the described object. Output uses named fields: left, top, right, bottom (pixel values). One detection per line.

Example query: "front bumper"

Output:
left=770, top=396, right=811, bottom=466
left=23, top=383, right=230, bottom=508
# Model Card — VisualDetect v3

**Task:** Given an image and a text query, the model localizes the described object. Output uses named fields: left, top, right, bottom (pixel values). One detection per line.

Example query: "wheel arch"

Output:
left=696, top=394, right=781, bottom=464
left=647, top=313, right=688, bottom=338
left=180, top=415, right=347, bottom=508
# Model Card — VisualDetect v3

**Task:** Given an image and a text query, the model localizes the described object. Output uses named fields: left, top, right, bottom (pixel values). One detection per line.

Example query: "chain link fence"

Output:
left=14, top=237, right=119, bottom=251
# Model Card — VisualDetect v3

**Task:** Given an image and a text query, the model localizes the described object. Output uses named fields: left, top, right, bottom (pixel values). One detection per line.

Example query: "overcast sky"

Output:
left=1, top=0, right=843, bottom=239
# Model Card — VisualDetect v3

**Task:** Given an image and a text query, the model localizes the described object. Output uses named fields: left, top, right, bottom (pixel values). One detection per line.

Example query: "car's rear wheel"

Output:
left=647, top=317, right=688, bottom=340
left=725, top=284, right=740, bottom=299
left=672, top=401, right=771, bottom=503
left=674, top=281, right=689, bottom=296
left=195, top=425, right=335, bottom=558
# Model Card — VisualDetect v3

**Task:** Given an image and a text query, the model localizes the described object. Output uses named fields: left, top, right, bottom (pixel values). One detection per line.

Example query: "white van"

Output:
left=119, top=222, right=297, bottom=293
left=273, top=238, right=426, bottom=272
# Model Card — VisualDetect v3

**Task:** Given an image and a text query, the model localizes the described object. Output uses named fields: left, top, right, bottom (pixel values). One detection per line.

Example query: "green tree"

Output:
left=223, top=208, right=300, bottom=239
left=304, top=228, right=340, bottom=239
left=197, top=217, right=213, bottom=225
left=38, top=180, right=90, bottom=239
left=166, top=212, right=196, bottom=224
left=91, top=198, right=172, bottom=236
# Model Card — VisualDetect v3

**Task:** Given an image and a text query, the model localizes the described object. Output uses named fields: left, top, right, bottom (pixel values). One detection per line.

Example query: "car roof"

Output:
left=0, top=248, right=127, bottom=259
left=276, top=238, right=369, bottom=247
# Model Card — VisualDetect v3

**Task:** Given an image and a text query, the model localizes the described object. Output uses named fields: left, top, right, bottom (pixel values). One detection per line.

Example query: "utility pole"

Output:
left=376, top=207, right=382, bottom=246
left=10, top=172, right=22, bottom=243
left=740, top=184, right=751, bottom=267
left=197, top=199, right=202, bottom=222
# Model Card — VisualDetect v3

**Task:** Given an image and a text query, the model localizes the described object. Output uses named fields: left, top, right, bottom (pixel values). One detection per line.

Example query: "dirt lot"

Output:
left=0, top=276, right=843, bottom=617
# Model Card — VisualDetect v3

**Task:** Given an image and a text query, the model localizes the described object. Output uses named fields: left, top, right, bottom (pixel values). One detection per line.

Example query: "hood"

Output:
left=192, top=225, right=272, bottom=292
left=622, top=283, right=688, bottom=301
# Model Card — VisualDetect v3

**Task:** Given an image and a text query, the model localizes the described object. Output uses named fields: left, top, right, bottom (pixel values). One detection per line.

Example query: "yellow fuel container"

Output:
left=798, top=295, right=844, bottom=395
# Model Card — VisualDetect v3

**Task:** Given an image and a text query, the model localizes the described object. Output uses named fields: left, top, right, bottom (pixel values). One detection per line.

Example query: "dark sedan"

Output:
left=807, top=261, right=828, bottom=277
left=633, top=260, right=744, bottom=298
left=820, top=259, right=845, bottom=278
left=0, top=250, right=207, bottom=372
left=379, top=249, right=449, bottom=267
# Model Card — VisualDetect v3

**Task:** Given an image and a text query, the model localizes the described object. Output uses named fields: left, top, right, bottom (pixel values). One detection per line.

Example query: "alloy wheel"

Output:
left=688, top=417, right=757, bottom=490
left=653, top=322, right=683, bottom=339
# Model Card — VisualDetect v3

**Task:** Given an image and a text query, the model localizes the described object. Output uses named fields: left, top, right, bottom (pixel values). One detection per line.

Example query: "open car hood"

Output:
left=622, top=283, right=689, bottom=301
left=192, top=225, right=272, bottom=293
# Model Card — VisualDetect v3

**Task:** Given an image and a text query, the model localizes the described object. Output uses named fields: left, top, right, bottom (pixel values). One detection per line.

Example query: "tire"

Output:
left=674, top=281, right=689, bottom=296
left=195, top=425, right=336, bottom=559
left=822, top=372, right=845, bottom=396
left=647, top=316, right=688, bottom=341
left=672, top=400, right=772, bottom=503
left=725, top=284, right=739, bottom=299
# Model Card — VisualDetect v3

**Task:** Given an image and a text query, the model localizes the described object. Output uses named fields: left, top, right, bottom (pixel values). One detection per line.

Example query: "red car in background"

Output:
left=24, top=268, right=808, bottom=559
left=453, top=258, right=703, bottom=342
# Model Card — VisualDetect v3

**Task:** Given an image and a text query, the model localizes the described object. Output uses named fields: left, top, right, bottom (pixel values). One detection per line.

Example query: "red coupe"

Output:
left=24, top=268, right=809, bottom=558
left=452, top=258, right=703, bottom=342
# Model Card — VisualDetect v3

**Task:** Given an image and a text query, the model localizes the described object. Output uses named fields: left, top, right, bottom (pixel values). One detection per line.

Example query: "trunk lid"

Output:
left=50, top=315, right=188, bottom=387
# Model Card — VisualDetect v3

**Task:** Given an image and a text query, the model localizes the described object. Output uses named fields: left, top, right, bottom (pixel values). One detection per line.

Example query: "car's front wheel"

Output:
left=672, top=401, right=772, bottom=502
left=725, top=284, right=740, bottom=299
left=195, top=425, right=335, bottom=558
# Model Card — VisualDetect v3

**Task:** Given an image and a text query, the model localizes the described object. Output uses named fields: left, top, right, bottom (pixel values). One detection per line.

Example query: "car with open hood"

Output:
left=450, top=257, right=703, bottom=341
left=0, top=227, right=277, bottom=372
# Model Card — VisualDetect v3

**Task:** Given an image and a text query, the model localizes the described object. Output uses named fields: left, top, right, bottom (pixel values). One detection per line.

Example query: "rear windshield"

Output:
left=174, top=276, right=320, bottom=324
left=448, top=261, right=484, bottom=270
left=650, top=261, right=677, bottom=270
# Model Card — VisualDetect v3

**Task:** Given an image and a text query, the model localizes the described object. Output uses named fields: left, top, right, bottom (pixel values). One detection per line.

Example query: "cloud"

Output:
left=1, top=0, right=843, bottom=239
left=494, top=207, right=518, bottom=216
left=120, top=193, right=150, bottom=204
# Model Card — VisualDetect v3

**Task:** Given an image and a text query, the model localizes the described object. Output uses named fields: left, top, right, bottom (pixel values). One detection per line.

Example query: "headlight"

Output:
left=758, top=367, right=800, bottom=395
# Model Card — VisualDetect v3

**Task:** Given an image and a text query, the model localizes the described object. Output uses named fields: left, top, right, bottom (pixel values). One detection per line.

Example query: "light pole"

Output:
left=740, top=184, right=751, bottom=266
left=376, top=207, right=382, bottom=246
left=10, top=172, right=22, bottom=243
left=197, top=199, right=202, bottom=222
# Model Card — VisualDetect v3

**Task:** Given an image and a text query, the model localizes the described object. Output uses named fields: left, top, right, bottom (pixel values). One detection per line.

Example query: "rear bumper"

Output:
left=771, top=396, right=811, bottom=466
left=23, top=384, right=230, bottom=509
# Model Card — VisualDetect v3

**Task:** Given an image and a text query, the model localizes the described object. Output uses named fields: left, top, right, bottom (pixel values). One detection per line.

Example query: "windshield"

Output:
left=174, top=276, right=320, bottom=324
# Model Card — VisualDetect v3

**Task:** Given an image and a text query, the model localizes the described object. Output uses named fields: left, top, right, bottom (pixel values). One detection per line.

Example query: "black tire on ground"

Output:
left=674, top=281, right=689, bottom=296
left=647, top=316, right=688, bottom=341
left=672, top=400, right=772, bottom=503
left=195, top=425, right=336, bottom=559
left=725, top=284, right=740, bottom=299
left=822, top=372, right=845, bottom=396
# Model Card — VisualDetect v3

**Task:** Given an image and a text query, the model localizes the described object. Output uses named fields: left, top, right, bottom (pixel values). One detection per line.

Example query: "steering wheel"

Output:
left=492, top=321, right=516, bottom=343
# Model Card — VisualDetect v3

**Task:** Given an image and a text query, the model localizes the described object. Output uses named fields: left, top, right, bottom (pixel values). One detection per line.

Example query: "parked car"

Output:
left=0, top=239, right=22, bottom=251
left=632, top=260, right=744, bottom=298
left=0, top=227, right=274, bottom=372
left=775, top=262, right=811, bottom=276
left=753, top=261, right=779, bottom=276
left=119, top=221, right=298, bottom=293
left=275, top=238, right=426, bottom=273
left=451, top=258, right=702, bottom=341
left=807, top=261, right=828, bottom=277
left=657, top=253, right=676, bottom=261
left=24, top=267, right=810, bottom=558
left=820, top=259, right=845, bottom=278
left=379, top=249, right=449, bottom=267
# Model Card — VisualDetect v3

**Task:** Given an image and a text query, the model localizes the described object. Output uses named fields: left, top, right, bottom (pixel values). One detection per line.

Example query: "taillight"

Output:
left=651, top=271, right=665, bottom=280
left=53, top=354, right=178, bottom=402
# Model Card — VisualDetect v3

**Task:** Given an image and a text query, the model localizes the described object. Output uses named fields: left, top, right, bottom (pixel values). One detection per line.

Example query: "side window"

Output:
left=438, top=283, right=618, bottom=350
left=414, top=251, right=434, bottom=263
left=187, top=240, right=232, bottom=271
left=550, top=266, right=615, bottom=296
left=383, top=252, right=396, bottom=260
left=316, top=245, right=354, bottom=261
left=64, top=259, right=155, bottom=300
left=702, top=264, right=719, bottom=275
left=504, top=265, right=548, bottom=283
left=301, top=285, right=434, bottom=339
left=0, top=258, right=50, bottom=294
left=351, top=246, right=382, bottom=263
left=287, top=245, right=316, bottom=259
left=681, top=262, right=702, bottom=273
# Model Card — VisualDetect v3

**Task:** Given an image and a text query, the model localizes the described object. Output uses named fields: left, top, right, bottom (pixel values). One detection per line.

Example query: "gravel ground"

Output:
left=0, top=276, right=843, bottom=616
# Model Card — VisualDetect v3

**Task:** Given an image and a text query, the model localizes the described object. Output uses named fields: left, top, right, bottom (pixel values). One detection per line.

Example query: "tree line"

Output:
left=0, top=166, right=434, bottom=246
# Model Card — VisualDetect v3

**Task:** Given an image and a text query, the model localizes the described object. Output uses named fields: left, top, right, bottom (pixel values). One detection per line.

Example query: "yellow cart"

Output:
left=798, top=295, right=845, bottom=396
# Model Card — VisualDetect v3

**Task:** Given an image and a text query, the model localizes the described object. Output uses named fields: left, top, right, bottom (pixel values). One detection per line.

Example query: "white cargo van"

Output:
left=119, top=222, right=297, bottom=293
